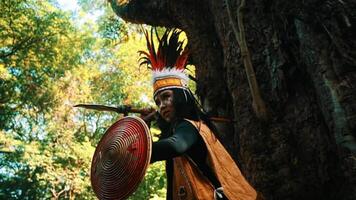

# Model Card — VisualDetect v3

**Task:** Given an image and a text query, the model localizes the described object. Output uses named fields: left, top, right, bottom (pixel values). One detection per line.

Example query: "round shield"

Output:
left=91, top=116, right=152, bottom=200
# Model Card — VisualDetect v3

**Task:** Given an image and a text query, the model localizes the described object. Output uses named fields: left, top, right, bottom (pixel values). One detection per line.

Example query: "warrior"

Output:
left=140, top=28, right=262, bottom=200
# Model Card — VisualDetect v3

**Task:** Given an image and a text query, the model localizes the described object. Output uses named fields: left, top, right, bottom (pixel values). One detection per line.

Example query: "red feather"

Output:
left=139, top=28, right=189, bottom=71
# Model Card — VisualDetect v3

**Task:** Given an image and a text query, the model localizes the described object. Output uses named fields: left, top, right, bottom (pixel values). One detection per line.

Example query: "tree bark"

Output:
left=110, top=0, right=356, bottom=199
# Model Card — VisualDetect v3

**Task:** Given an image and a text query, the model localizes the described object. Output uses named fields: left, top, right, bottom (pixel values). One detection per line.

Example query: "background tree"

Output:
left=0, top=0, right=166, bottom=199
left=109, top=0, right=356, bottom=199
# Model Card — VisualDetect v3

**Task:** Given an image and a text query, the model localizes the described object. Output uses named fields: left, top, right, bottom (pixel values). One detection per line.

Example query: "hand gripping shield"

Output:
left=90, top=116, right=152, bottom=200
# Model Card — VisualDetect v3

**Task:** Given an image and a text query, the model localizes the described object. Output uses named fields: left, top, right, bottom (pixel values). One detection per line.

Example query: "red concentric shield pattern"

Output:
left=90, top=116, right=152, bottom=200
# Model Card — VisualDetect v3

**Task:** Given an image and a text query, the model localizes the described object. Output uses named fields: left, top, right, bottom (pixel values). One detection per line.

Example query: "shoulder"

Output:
left=180, top=119, right=208, bottom=131
left=174, top=119, right=199, bottom=133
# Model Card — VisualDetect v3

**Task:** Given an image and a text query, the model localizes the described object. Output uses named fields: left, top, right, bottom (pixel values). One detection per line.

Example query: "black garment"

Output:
left=150, top=120, right=221, bottom=199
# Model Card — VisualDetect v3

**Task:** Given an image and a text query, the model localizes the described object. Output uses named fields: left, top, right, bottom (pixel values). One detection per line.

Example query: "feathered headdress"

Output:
left=139, top=28, right=189, bottom=96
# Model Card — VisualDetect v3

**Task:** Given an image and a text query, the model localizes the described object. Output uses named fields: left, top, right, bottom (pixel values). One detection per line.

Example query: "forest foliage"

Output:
left=0, top=0, right=166, bottom=199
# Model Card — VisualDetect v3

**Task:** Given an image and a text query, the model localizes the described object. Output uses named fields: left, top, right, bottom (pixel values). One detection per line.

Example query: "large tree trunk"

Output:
left=110, top=0, right=356, bottom=199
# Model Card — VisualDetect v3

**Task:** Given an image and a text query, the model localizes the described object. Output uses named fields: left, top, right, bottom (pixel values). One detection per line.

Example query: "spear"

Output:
left=74, top=104, right=154, bottom=116
left=74, top=104, right=232, bottom=123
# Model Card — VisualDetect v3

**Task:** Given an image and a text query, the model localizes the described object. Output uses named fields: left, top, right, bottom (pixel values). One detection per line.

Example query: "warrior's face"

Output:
left=154, top=89, right=176, bottom=122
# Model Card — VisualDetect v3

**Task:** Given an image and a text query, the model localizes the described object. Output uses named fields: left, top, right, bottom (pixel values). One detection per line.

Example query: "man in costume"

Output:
left=140, top=29, right=261, bottom=200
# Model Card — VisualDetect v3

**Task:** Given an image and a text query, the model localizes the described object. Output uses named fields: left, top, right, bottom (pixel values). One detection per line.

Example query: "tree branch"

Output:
left=109, top=0, right=179, bottom=27
left=225, top=0, right=268, bottom=120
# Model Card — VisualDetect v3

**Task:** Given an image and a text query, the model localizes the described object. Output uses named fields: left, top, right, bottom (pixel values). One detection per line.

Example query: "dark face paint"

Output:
left=154, top=89, right=176, bottom=122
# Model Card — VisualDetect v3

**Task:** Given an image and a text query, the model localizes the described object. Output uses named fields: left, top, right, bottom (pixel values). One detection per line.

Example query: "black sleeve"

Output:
left=150, top=120, right=199, bottom=163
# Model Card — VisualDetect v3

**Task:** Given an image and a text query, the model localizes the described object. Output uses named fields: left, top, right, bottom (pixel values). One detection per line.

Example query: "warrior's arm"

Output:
left=150, top=120, right=199, bottom=163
